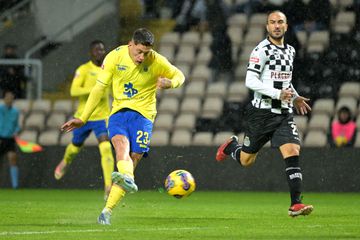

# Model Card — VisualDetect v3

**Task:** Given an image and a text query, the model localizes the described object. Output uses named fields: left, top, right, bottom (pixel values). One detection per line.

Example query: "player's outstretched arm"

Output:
left=293, top=96, right=311, bottom=115
left=61, top=118, right=84, bottom=133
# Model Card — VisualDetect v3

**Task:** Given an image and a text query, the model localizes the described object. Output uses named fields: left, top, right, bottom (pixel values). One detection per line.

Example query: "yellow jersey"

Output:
left=71, top=61, right=110, bottom=121
left=79, top=45, right=185, bottom=123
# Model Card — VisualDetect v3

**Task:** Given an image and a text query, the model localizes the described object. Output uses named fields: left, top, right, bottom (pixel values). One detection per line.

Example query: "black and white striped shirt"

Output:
left=245, top=38, right=298, bottom=114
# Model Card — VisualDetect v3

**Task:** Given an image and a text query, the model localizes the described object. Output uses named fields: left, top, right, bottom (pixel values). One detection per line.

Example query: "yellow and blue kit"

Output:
left=79, top=45, right=185, bottom=153
left=70, top=61, right=110, bottom=144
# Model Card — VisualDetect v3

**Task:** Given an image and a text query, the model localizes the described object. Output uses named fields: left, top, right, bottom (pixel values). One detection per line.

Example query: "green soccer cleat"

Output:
left=111, top=172, right=138, bottom=193
left=97, top=210, right=111, bottom=225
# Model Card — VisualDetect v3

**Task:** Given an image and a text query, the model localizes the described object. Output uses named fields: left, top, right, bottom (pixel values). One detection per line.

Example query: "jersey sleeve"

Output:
left=78, top=51, right=116, bottom=123
left=245, top=46, right=281, bottom=100
left=70, top=66, right=90, bottom=97
left=97, top=50, right=116, bottom=86
left=157, top=54, right=185, bottom=88
left=247, top=46, right=267, bottom=74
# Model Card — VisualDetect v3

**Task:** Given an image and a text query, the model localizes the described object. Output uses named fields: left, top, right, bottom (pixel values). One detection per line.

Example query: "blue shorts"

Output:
left=72, top=120, right=108, bottom=145
left=108, top=109, right=153, bottom=154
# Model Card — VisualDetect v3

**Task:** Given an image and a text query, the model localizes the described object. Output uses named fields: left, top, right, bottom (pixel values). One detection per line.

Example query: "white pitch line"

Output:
left=0, top=226, right=228, bottom=236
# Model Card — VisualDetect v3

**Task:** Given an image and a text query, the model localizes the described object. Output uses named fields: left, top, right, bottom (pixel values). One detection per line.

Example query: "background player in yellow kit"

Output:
left=54, top=40, right=114, bottom=199
left=61, top=28, right=185, bottom=225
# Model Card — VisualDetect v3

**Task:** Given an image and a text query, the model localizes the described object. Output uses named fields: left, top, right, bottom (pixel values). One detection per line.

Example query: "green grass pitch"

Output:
left=0, top=190, right=359, bottom=239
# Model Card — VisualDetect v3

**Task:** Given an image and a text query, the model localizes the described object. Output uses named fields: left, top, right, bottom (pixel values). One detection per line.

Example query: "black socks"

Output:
left=284, top=155, right=302, bottom=205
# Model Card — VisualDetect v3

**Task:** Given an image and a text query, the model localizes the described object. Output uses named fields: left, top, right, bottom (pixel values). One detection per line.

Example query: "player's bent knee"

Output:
left=240, top=153, right=257, bottom=167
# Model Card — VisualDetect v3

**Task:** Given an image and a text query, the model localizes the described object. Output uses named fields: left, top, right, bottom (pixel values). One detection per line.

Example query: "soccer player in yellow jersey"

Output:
left=61, top=28, right=185, bottom=225
left=54, top=40, right=114, bottom=199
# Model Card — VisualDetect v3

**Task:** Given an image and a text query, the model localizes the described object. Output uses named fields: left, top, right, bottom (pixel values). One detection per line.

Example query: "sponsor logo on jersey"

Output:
left=117, top=64, right=128, bottom=71
left=249, top=57, right=259, bottom=63
left=123, top=82, right=138, bottom=98
left=289, top=172, right=302, bottom=180
left=270, top=71, right=292, bottom=80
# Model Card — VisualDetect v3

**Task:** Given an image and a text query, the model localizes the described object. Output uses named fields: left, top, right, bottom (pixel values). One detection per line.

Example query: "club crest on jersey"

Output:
left=123, top=82, right=138, bottom=98
left=143, top=66, right=148, bottom=72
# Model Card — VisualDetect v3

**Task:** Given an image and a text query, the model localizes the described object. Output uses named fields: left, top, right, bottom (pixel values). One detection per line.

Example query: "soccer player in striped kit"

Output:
left=216, top=11, right=313, bottom=217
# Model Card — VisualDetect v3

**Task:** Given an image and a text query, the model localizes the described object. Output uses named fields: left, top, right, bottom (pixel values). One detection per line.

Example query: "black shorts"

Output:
left=241, top=104, right=301, bottom=154
left=0, top=137, right=16, bottom=155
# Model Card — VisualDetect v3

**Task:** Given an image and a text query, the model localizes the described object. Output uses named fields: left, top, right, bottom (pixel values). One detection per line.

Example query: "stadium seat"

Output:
left=333, top=11, right=356, bottom=34
left=303, top=130, right=328, bottom=147
left=239, top=46, right=255, bottom=65
left=59, top=132, right=73, bottom=146
left=190, top=65, right=211, bottom=82
left=175, top=45, right=195, bottom=65
left=19, top=130, right=38, bottom=142
left=150, top=130, right=170, bottom=146
left=294, top=115, right=308, bottom=133
left=307, top=113, right=330, bottom=133
left=312, top=98, right=335, bottom=116
left=206, top=82, right=227, bottom=98
left=192, top=132, right=213, bottom=146
left=170, top=130, right=192, bottom=146
left=31, top=99, right=52, bottom=114
left=201, top=32, right=213, bottom=46
left=161, top=86, right=184, bottom=99
left=307, top=31, right=330, bottom=52
left=46, top=112, right=67, bottom=130
left=153, top=113, right=174, bottom=131
left=338, top=82, right=360, bottom=99
left=159, top=32, right=180, bottom=48
left=173, top=113, right=196, bottom=131
left=180, top=31, right=201, bottom=47
left=234, top=64, right=247, bottom=80
left=227, top=26, right=244, bottom=47
left=213, top=131, right=235, bottom=146
left=13, top=99, right=31, bottom=114
left=180, top=97, right=202, bottom=116
left=176, top=63, right=191, bottom=79
left=227, top=13, right=247, bottom=29
left=24, top=112, right=46, bottom=131
left=248, top=13, right=267, bottom=28
left=243, top=28, right=265, bottom=46
left=201, top=97, right=224, bottom=119
left=336, top=97, right=358, bottom=115
left=159, top=45, right=175, bottom=63
left=227, top=81, right=249, bottom=102
left=196, top=46, right=212, bottom=65
left=296, top=31, right=308, bottom=48
left=157, top=97, right=179, bottom=115
left=184, top=81, right=206, bottom=98
left=52, top=99, right=73, bottom=115
left=38, top=130, right=60, bottom=146
left=354, top=132, right=360, bottom=147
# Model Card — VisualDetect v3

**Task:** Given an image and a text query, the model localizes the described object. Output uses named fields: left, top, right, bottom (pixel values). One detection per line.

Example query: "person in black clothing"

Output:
left=0, top=44, right=27, bottom=98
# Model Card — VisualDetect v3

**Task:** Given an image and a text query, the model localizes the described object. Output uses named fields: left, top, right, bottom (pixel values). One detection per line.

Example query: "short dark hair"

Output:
left=267, top=10, right=287, bottom=23
left=89, top=40, right=104, bottom=50
left=132, top=28, right=154, bottom=46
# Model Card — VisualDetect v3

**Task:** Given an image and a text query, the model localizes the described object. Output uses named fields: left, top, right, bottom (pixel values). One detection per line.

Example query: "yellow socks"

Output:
left=98, top=141, right=115, bottom=188
left=116, top=159, right=134, bottom=178
left=63, top=143, right=81, bottom=164
left=105, top=184, right=126, bottom=211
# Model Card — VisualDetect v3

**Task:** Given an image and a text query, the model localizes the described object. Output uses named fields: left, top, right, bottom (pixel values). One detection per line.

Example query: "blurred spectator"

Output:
left=292, top=0, right=331, bottom=32
left=235, top=0, right=284, bottom=16
left=142, top=0, right=160, bottom=18
left=0, top=44, right=27, bottom=99
left=329, top=106, right=357, bottom=147
left=174, top=0, right=207, bottom=32
left=206, top=0, right=233, bottom=82
left=282, top=0, right=306, bottom=28
left=0, top=90, right=20, bottom=189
